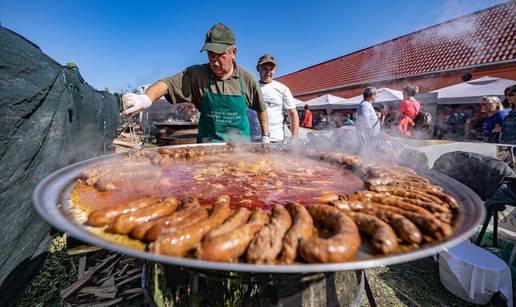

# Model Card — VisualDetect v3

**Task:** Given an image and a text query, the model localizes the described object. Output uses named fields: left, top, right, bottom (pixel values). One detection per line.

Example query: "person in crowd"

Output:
left=356, top=86, right=380, bottom=146
left=248, top=54, right=299, bottom=143
left=446, top=105, right=468, bottom=139
left=500, top=85, right=516, bottom=144
left=301, top=105, right=313, bottom=128
left=315, top=113, right=327, bottom=129
left=343, top=113, right=354, bottom=126
left=397, top=84, right=421, bottom=136
left=122, top=23, right=269, bottom=143
left=433, top=109, right=449, bottom=139
left=463, top=105, right=483, bottom=140
left=499, top=91, right=512, bottom=120
left=481, top=96, right=504, bottom=143
left=331, top=113, right=343, bottom=128
left=379, top=103, right=389, bottom=126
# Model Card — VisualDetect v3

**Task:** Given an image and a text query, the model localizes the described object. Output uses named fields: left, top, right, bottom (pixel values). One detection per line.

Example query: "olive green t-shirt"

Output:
left=160, top=63, right=266, bottom=112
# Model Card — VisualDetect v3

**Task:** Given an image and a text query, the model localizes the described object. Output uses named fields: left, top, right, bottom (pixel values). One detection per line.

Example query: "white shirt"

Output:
left=248, top=80, right=296, bottom=142
left=356, top=100, right=380, bottom=145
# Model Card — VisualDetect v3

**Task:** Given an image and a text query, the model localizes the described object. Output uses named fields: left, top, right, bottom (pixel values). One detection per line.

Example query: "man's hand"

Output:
left=261, top=135, right=270, bottom=144
left=122, top=93, right=152, bottom=116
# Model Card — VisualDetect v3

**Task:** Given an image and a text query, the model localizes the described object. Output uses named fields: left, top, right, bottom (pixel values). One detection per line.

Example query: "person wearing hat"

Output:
left=248, top=54, right=299, bottom=143
left=122, top=23, right=269, bottom=143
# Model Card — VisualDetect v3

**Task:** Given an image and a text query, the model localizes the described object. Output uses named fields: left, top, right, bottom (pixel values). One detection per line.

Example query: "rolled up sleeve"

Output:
left=248, top=79, right=266, bottom=112
left=160, top=68, right=193, bottom=104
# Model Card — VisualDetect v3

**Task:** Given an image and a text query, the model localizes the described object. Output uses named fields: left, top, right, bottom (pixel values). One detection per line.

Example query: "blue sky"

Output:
left=0, top=0, right=506, bottom=92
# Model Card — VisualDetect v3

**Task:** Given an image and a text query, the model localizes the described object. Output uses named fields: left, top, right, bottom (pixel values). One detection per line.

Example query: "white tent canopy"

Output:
left=295, top=94, right=347, bottom=110
left=343, top=87, right=403, bottom=107
left=431, top=76, right=515, bottom=105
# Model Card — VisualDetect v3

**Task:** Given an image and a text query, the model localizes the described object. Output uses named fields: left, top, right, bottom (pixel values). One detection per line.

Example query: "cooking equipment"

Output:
left=33, top=143, right=485, bottom=274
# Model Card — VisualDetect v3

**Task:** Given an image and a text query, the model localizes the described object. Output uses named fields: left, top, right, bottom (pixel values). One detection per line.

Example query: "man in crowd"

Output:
left=122, top=23, right=269, bottom=143
left=356, top=87, right=380, bottom=146
left=248, top=54, right=299, bottom=143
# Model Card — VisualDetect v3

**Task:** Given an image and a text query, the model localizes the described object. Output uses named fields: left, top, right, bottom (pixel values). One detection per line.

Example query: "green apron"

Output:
left=197, top=75, right=251, bottom=143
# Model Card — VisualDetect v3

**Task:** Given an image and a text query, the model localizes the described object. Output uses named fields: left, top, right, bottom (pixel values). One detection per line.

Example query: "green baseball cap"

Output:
left=201, top=23, right=236, bottom=54
left=257, top=54, right=276, bottom=66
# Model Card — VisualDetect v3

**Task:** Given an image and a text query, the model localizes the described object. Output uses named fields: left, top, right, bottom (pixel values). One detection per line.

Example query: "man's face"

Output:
left=257, top=63, right=276, bottom=83
left=208, top=47, right=236, bottom=77
left=372, top=92, right=378, bottom=102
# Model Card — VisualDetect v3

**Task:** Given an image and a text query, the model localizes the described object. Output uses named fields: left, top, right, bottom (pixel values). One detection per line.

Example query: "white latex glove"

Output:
left=122, top=93, right=152, bottom=116
left=261, top=135, right=270, bottom=144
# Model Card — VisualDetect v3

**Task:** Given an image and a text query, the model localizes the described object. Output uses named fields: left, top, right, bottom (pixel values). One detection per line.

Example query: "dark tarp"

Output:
left=0, top=26, right=121, bottom=304
left=432, top=151, right=516, bottom=205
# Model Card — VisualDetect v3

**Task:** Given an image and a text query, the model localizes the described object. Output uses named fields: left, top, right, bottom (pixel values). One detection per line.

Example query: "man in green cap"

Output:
left=123, top=23, right=269, bottom=143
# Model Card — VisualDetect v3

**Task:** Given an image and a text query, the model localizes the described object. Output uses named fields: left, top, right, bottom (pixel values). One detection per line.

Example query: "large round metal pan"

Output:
left=33, top=143, right=485, bottom=273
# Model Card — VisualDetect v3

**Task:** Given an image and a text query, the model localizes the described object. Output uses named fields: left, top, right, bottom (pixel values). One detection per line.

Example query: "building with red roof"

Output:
left=277, top=2, right=516, bottom=101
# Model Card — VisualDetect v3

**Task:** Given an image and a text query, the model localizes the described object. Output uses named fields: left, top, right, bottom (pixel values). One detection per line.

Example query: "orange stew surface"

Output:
left=73, top=152, right=364, bottom=211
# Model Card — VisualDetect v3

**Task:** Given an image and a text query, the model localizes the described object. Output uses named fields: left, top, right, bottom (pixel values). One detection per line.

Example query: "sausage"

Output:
left=246, top=205, right=293, bottom=264
left=368, top=185, right=457, bottom=210
left=365, top=178, right=443, bottom=192
left=366, top=167, right=430, bottom=184
left=299, top=205, right=361, bottom=263
left=196, top=209, right=269, bottom=262
left=94, top=168, right=162, bottom=192
left=313, top=193, right=340, bottom=203
left=375, top=174, right=430, bottom=184
left=131, top=196, right=200, bottom=240
left=425, top=190, right=459, bottom=209
left=368, top=185, right=443, bottom=204
left=87, top=197, right=160, bottom=227
left=366, top=166, right=418, bottom=177
left=145, top=207, right=208, bottom=242
left=203, top=207, right=252, bottom=241
left=320, top=152, right=360, bottom=169
left=386, top=193, right=451, bottom=223
left=348, top=212, right=399, bottom=254
left=149, top=196, right=232, bottom=257
left=330, top=198, right=372, bottom=211
left=357, top=190, right=451, bottom=223
left=349, top=192, right=435, bottom=218
left=364, top=209, right=423, bottom=244
left=106, top=197, right=180, bottom=234
left=80, top=160, right=151, bottom=185
left=278, top=203, right=314, bottom=264
left=375, top=205, right=452, bottom=240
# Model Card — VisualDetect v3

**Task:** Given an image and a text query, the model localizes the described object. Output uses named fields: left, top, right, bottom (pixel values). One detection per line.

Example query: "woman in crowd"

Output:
left=300, top=104, right=313, bottom=128
left=398, top=84, right=421, bottom=136
left=481, top=96, right=504, bottom=143
left=500, top=85, right=516, bottom=144
left=379, top=103, right=390, bottom=127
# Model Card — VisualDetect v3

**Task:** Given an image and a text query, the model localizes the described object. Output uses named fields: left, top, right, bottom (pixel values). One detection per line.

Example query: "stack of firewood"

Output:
left=60, top=248, right=143, bottom=306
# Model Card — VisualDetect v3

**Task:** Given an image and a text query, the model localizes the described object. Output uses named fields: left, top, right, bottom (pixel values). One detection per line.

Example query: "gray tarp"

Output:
left=0, top=26, right=120, bottom=303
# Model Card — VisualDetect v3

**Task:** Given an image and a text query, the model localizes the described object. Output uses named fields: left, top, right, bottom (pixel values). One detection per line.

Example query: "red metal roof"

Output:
left=277, top=2, right=516, bottom=96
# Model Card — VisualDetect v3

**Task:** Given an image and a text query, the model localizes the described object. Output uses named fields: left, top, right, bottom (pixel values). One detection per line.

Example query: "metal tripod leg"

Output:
left=363, top=271, right=377, bottom=307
